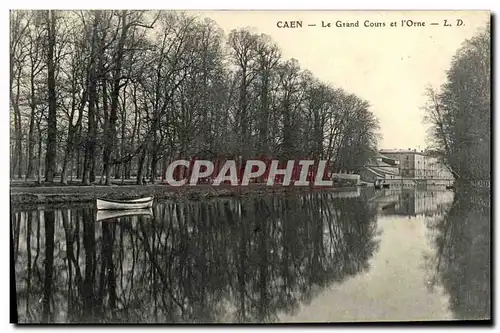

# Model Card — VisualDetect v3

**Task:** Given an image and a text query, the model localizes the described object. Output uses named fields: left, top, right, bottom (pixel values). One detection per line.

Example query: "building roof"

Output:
left=375, top=152, right=399, bottom=164
left=380, top=148, right=426, bottom=156
left=365, top=157, right=399, bottom=175
left=368, top=158, right=392, bottom=168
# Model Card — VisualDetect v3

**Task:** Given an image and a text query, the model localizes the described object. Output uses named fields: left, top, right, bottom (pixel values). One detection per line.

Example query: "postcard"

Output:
left=9, top=9, right=491, bottom=324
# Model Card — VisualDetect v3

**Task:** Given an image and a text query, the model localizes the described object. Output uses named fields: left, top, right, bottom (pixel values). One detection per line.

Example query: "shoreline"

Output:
left=10, top=183, right=360, bottom=206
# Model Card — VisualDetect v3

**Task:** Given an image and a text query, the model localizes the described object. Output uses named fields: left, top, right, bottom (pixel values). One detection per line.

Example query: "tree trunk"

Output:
left=12, top=66, right=23, bottom=179
left=257, top=73, right=269, bottom=155
left=36, top=119, right=43, bottom=183
left=136, top=147, right=146, bottom=185
left=76, top=129, right=82, bottom=179
left=161, top=155, right=167, bottom=181
left=100, top=75, right=109, bottom=184
left=61, top=63, right=85, bottom=184
left=82, top=13, right=100, bottom=185
left=115, top=88, right=127, bottom=180
left=26, top=72, right=37, bottom=180
left=44, top=10, right=57, bottom=183
left=103, top=11, right=127, bottom=186
left=239, top=66, right=248, bottom=158
left=150, top=150, right=157, bottom=184
left=60, top=126, right=75, bottom=184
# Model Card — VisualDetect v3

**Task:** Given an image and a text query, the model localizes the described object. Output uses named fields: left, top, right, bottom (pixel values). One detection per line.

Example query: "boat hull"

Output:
left=96, top=196, right=154, bottom=210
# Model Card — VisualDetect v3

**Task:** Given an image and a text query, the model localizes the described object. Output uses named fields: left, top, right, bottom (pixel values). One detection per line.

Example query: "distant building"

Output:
left=379, top=148, right=454, bottom=180
left=379, top=149, right=425, bottom=178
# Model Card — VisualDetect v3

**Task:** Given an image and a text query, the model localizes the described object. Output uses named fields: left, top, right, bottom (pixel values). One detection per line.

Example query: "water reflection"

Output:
left=370, top=188, right=454, bottom=217
left=369, top=188, right=490, bottom=320
left=12, top=192, right=379, bottom=323
left=95, top=208, right=154, bottom=222
left=12, top=188, right=490, bottom=323
left=279, top=189, right=459, bottom=322
left=425, top=189, right=491, bottom=320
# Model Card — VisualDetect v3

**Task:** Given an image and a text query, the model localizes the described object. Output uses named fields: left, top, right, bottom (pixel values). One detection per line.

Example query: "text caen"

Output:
left=277, top=21, right=303, bottom=28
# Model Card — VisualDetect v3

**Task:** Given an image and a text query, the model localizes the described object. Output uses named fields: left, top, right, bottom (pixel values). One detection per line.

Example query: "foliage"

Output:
left=423, top=24, right=490, bottom=181
left=10, top=10, right=380, bottom=184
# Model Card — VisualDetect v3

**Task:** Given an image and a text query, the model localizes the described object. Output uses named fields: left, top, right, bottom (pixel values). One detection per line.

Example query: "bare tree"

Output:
left=44, top=10, right=57, bottom=182
left=423, top=24, right=490, bottom=182
left=10, top=10, right=381, bottom=184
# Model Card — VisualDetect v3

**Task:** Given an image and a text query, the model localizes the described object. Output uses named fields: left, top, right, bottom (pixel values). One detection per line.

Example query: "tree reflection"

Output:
left=426, top=189, right=490, bottom=320
left=13, top=192, right=379, bottom=323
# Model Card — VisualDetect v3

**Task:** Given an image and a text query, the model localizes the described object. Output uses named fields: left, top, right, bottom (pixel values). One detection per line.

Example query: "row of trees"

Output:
left=10, top=10, right=380, bottom=185
left=424, top=24, right=490, bottom=182
left=422, top=22, right=490, bottom=319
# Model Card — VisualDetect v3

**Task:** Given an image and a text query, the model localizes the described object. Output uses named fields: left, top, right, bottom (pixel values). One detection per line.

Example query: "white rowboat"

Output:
left=96, top=196, right=154, bottom=210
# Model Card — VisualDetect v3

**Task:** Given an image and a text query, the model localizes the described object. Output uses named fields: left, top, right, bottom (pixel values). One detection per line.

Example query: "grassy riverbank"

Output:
left=10, top=183, right=360, bottom=206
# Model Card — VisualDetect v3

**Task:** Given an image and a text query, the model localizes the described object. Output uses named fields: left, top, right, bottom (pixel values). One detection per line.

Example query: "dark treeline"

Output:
left=12, top=193, right=379, bottom=323
left=423, top=24, right=490, bottom=183
left=421, top=22, right=490, bottom=320
left=9, top=10, right=380, bottom=185
left=426, top=188, right=490, bottom=320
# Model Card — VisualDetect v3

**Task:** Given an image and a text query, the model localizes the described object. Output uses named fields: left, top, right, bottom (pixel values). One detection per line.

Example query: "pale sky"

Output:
left=190, top=10, right=490, bottom=150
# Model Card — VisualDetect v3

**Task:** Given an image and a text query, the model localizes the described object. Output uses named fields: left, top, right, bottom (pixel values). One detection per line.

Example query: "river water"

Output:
left=11, top=187, right=490, bottom=323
